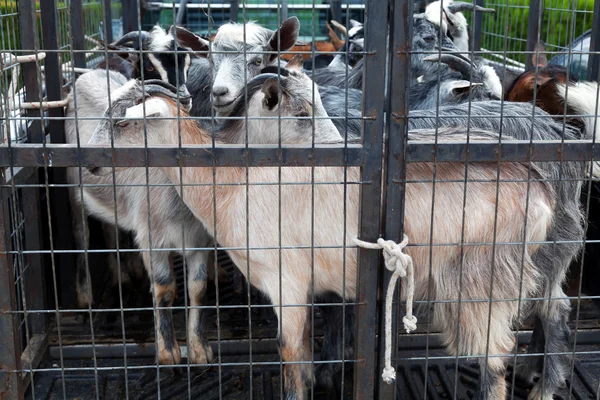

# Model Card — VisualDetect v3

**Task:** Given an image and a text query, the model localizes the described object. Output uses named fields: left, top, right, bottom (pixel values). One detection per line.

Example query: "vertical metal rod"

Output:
left=40, top=0, right=77, bottom=311
left=103, top=0, right=114, bottom=43
left=329, top=0, right=342, bottom=26
left=0, top=188, right=22, bottom=400
left=586, top=0, right=600, bottom=81
left=70, top=0, right=86, bottom=68
left=377, top=0, right=413, bottom=398
left=353, top=0, right=389, bottom=398
left=230, top=0, right=239, bottom=22
left=525, top=0, right=542, bottom=69
left=281, top=0, right=289, bottom=23
left=472, top=0, right=484, bottom=51
left=176, top=0, right=189, bottom=26
left=122, top=0, right=139, bottom=35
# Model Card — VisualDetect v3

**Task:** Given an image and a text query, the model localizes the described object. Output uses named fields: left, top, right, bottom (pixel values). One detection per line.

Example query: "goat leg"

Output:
left=143, top=250, right=181, bottom=365
left=186, top=250, right=213, bottom=366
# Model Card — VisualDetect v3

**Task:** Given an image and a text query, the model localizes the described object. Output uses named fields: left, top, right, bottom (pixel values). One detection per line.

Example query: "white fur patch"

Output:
left=149, top=24, right=174, bottom=51
left=215, top=21, right=268, bottom=46
left=481, top=65, right=503, bottom=99
left=147, top=53, right=169, bottom=82
left=111, top=79, right=139, bottom=102
left=556, top=81, right=600, bottom=140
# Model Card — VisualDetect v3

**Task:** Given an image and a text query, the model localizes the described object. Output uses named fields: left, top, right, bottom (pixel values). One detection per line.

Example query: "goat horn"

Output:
left=111, top=31, right=150, bottom=48
left=447, top=2, right=496, bottom=13
left=142, top=80, right=190, bottom=102
left=330, top=20, right=347, bottom=36
left=424, top=53, right=473, bottom=79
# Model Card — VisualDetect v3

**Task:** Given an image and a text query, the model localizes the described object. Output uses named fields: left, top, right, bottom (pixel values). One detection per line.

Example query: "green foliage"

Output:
left=479, top=0, right=594, bottom=64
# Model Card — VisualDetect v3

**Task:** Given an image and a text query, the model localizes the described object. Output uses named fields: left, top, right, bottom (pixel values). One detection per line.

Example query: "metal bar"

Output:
left=0, top=145, right=365, bottom=168
left=122, top=0, right=140, bottom=34
left=378, top=0, right=413, bottom=397
left=472, top=0, right=484, bottom=51
left=586, top=0, right=600, bottom=81
left=1, top=141, right=599, bottom=167
left=525, top=0, right=542, bottom=69
left=40, top=0, right=77, bottom=314
left=0, top=180, right=22, bottom=399
left=17, top=0, right=43, bottom=144
left=70, top=0, right=86, bottom=68
left=230, top=0, right=239, bottom=22
left=103, top=0, right=114, bottom=43
left=281, top=0, right=289, bottom=22
left=353, top=0, right=389, bottom=398
left=175, top=0, right=189, bottom=26
left=329, top=0, right=342, bottom=27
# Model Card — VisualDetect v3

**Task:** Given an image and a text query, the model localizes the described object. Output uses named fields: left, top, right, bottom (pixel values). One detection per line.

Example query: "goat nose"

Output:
left=212, top=86, right=229, bottom=97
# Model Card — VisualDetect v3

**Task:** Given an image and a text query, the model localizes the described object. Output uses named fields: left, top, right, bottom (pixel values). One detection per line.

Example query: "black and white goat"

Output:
left=99, top=24, right=210, bottom=98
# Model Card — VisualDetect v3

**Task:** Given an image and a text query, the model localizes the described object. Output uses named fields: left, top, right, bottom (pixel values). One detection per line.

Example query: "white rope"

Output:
left=353, top=234, right=417, bottom=385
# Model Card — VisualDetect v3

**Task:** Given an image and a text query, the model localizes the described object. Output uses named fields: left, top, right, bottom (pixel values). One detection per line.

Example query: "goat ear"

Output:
left=284, top=54, right=303, bottom=71
left=170, top=25, right=211, bottom=54
left=532, top=41, right=548, bottom=67
left=261, top=77, right=282, bottom=111
left=125, top=98, right=169, bottom=120
left=267, top=17, right=300, bottom=61
left=449, top=80, right=475, bottom=95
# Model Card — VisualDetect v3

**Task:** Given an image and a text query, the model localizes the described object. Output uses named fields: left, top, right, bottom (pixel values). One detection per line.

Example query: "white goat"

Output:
left=65, top=70, right=214, bottom=366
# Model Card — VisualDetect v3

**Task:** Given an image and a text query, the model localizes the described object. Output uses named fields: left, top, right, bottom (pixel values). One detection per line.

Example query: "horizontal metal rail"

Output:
left=0, top=141, right=599, bottom=168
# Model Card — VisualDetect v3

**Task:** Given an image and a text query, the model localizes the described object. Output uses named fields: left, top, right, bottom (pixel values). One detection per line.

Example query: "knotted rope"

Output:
left=353, top=234, right=417, bottom=384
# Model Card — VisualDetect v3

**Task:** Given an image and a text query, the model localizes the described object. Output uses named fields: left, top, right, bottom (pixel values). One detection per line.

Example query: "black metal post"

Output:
left=377, top=0, right=413, bottom=397
left=230, top=0, right=239, bottom=22
left=353, top=0, right=390, bottom=398
left=525, top=0, right=542, bottom=69
left=122, top=0, right=140, bottom=34
left=176, top=0, right=189, bottom=26
left=103, top=0, right=114, bottom=43
left=586, top=0, right=600, bottom=81
left=329, top=0, right=342, bottom=26
left=472, top=0, right=484, bottom=52
left=40, top=0, right=77, bottom=310
left=0, top=186, right=22, bottom=400
left=70, top=0, right=86, bottom=68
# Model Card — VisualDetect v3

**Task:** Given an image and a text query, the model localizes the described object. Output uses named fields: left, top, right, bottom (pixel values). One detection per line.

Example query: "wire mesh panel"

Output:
left=1, top=0, right=600, bottom=399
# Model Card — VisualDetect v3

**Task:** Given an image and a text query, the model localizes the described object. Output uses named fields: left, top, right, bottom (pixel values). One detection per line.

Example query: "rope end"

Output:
left=382, top=366, right=396, bottom=384
left=403, top=315, right=418, bottom=333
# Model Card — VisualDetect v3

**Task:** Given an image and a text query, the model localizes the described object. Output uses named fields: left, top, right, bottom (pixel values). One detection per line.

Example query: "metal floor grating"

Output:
left=27, top=250, right=600, bottom=399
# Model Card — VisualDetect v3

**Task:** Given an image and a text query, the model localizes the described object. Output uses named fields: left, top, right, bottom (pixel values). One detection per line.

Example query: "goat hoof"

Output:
left=158, top=343, right=182, bottom=366
left=188, top=340, right=213, bottom=366
left=76, top=291, right=93, bottom=309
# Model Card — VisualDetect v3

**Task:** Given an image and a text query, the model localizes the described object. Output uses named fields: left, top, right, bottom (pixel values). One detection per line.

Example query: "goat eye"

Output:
left=424, top=36, right=435, bottom=43
left=296, top=112, right=309, bottom=118
left=116, top=120, right=130, bottom=128
left=147, top=66, right=155, bottom=72
left=251, top=59, right=262, bottom=66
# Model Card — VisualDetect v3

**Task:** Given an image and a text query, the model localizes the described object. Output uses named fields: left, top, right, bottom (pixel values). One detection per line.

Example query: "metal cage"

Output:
left=1, top=0, right=600, bottom=399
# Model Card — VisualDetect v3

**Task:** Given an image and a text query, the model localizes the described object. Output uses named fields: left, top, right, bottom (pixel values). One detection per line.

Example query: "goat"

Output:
left=66, top=70, right=214, bottom=366
left=70, top=26, right=211, bottom=308
left=208, top=18, right=301, bottom=115
left=87, top=74, right=558, bottom=400
left=98, top=24, right=210, bottom=98
left=424, top=0, right=495, bottom=54
left=506, top=41, right=600, bottom=312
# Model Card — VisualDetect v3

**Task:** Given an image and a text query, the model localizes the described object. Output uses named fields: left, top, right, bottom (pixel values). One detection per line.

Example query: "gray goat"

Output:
left=66, top=70, right=214, bottom=367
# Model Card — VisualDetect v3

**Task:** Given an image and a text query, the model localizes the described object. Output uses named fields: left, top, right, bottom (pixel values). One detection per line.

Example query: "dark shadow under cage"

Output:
left=1, top=0, right=600, bottom=399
